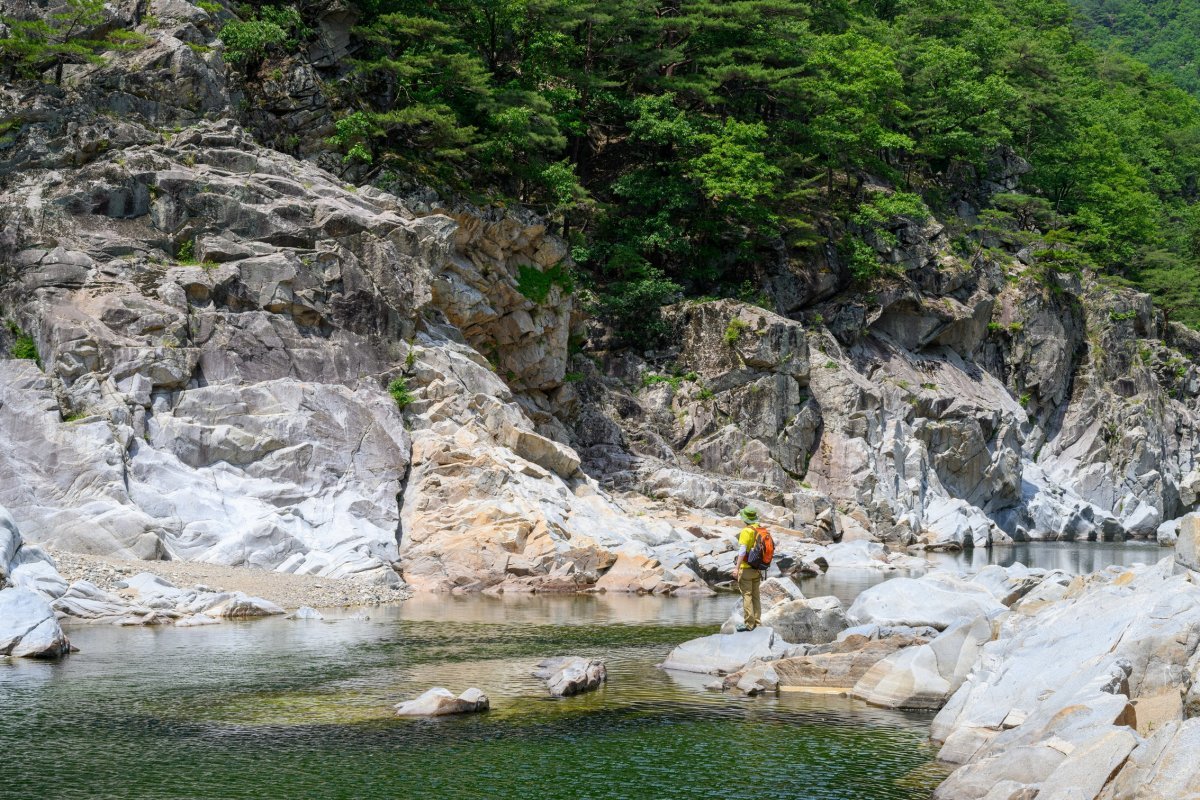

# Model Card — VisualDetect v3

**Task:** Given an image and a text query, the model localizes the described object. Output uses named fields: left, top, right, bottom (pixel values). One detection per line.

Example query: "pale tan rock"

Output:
left=736, top=633, right=928, bottom=691
left=1098, top=719, right=1200, bottom=799
left=1128, top=690, right=1183, bottom=736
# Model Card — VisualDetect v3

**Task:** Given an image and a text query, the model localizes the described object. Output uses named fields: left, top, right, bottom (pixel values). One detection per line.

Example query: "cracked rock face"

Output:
left=0, top=79, right=722, bottom=593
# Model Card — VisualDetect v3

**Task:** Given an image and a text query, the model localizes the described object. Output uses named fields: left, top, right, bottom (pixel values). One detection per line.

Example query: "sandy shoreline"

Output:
left=45, top=547, right=412, bottom=611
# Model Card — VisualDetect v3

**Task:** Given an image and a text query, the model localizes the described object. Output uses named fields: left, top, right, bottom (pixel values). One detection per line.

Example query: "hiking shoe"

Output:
left=734, top=624, right=752, bottom=632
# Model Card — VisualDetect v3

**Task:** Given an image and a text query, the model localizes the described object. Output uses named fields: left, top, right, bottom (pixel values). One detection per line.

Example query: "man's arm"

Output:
left=734, top=540, right=748, bottom=578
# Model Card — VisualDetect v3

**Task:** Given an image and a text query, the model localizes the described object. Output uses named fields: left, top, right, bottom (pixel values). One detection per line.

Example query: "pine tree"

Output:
left=0, top=0, right=144, bottom=85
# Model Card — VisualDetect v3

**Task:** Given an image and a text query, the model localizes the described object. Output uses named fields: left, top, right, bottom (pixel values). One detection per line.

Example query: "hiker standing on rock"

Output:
left=733, top=507, right=774, bottom=632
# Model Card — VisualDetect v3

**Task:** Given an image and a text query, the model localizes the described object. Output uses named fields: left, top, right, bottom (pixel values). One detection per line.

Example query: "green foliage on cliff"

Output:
left=219, top=4, right=309, bottom=67
left=11, top=334, right=40, bottom=366
left=516, top=264, right=573, bottom=304
left=387, top=377, right=414, bottom=409
left=302, top=0, right=1200, bottom=329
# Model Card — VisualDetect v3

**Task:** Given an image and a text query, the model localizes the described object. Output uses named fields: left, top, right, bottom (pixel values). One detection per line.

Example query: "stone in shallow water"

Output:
left=0, top=587, right=71, bottom=658
left=289, top=606, right=324, bottom=620
left=394, top=687, right=490, bottom=717
left=737, top=632, right=929, bottom=691
left=660, top=627, right=788, bottom=675
left=720, top=576, right=806, bottom=634
left=533, top=657, right=607, bottom=697
left=203, top=592, right=285, bottom=618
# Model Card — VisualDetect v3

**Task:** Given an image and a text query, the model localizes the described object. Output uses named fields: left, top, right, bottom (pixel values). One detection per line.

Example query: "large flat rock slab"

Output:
left=660, top=627, right=789, bottom=675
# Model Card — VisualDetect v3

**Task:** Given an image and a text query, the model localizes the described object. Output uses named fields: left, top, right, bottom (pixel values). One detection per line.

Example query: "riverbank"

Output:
left=44, top=547, right=411, bottom=611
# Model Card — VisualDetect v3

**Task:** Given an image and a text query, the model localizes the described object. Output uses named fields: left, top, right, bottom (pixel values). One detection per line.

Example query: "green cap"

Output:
left=738, top=507, right=759, bottom=525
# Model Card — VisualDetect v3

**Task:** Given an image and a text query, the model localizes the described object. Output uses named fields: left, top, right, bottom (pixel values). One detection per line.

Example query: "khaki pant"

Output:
left=737, top=567, right=762, bottom=629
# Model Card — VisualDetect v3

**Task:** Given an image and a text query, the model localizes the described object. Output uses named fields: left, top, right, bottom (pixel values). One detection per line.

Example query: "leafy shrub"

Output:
left=642, top=373, right=683, bottom=390
left=218, top=6, right=310, bottom=68
left=387, top=378, right=414, bottom=409
left=591, top=265, right=681, bottom=346
left=516, top=264, right=573, bottom=304
left=219, top=18, right=287, bottom=65
left=11, top=334, right=39, bottom=364
left=329, top=112, right=374, bottom=164
left=851, top=191, right=930, bottom=226
left=723, top=318, right=747, bottom=345
left=844, top=236, right=883, bottom=282
left=177, top=238, right=196, bottom=263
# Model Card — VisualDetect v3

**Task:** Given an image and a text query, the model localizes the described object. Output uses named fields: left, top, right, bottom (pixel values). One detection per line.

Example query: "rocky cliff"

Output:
left=3, top=0, right=1200, bottom=596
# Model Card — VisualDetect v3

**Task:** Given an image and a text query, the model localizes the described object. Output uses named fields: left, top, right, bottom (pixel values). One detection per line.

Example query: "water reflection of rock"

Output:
left=926, top=541, right=1162, bottom=575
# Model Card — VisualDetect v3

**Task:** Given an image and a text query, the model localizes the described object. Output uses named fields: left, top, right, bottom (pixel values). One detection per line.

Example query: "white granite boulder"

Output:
left=660, top=627, right=789, bottom=675
left=849, top=574, right=1006, bottom=631
left=203, top=592, right=286, bottom=618
left=0, top=587, right=71, bottom=658
left=395, top=687, right=490, bottom=717
left=0, top=505, right=68, bottom=599
left=1156, top=518, right=1179, bottom=547
left=720, top=576, right=806, bottom=633
left=533, top=657, right=607, bottom=697
left=969, top=564, right=1048, bottom=606
left=761, top=596, right=849, bottom=645
left=1174, top=512, right=1200, bottom=571
left=52, top=581, right=150, bottom=620
left=1098, top=718, right=1200, bottom=799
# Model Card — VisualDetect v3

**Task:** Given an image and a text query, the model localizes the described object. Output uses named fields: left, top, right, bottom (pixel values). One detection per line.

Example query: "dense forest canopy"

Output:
left=319, top=0, right=1200, bottom=333
left=1071, top=0, right=1200, bottom=94
left=7, top=0, right=1200, bottom=333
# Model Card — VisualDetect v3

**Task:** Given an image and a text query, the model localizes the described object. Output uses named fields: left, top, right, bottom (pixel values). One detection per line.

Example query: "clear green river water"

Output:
left=0, top=541, right=1163, bottom=800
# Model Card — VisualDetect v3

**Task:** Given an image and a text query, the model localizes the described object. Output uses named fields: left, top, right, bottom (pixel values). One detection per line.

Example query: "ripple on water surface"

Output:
left=1, top=593, right=946, bottom=800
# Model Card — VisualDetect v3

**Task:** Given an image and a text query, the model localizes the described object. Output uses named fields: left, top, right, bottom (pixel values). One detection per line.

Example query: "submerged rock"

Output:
left=289, top=606, right=325, bottom=620
left=533, top=657, right=607, bottom=697
left=394, top=687, right=490, bottom=717
left=0, top=588, right=71, bottom=658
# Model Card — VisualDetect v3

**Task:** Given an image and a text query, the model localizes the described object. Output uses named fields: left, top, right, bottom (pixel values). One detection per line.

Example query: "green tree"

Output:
left=0, top=0, right=144, bottom=84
